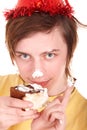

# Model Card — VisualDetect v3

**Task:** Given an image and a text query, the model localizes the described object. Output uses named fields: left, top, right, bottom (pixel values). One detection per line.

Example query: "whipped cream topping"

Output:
left=15, top=84, right=45, bottom=93
left=30, top=83, right=44, bottom=91
left=15, top=85, right=31, bottom=92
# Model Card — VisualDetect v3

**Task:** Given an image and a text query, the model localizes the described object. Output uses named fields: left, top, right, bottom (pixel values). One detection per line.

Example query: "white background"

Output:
left=0, top=0, right=87, bottom=98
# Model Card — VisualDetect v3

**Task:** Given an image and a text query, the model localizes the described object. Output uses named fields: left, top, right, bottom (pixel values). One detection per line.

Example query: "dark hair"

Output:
left=5, top=12, right=80, bottom=77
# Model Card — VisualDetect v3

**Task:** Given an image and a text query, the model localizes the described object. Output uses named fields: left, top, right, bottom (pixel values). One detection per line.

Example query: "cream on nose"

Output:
left=32, top=69, right=44, bottom=78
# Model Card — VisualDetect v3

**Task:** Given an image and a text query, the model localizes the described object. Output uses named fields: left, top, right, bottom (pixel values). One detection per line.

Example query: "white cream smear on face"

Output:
left=32, top=69, right=43, bottom=78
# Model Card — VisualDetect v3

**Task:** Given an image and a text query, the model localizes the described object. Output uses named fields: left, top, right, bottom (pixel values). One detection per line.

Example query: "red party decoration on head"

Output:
left=4, top=0, right=74, bottom=20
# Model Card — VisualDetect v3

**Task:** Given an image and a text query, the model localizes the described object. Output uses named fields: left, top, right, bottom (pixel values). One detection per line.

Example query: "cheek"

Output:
left=14, top=59, right=31, bottom=74
left=17, top=64, right=32, bottom=81
left=48, top=60, right=66, bottom=77
left=18, top=64, right=31, bottom=74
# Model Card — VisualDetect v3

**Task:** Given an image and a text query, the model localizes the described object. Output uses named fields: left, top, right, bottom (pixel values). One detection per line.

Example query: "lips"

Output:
left=31, top=80, right=49, bottom=87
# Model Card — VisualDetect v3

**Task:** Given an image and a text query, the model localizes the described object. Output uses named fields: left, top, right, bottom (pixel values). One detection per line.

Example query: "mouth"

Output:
left=30, top=80, right=50, bottom=87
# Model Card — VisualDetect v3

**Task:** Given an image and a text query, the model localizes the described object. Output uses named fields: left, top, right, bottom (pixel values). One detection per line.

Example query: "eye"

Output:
left=19, top=53, right=30, bottom=60
left=46, top=53, right=55, bottom=59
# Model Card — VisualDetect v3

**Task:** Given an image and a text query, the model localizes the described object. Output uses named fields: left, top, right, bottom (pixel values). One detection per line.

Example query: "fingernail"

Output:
left=59, top=119, right=63, bottom=124
left=24, top=108, right=30, bottom=111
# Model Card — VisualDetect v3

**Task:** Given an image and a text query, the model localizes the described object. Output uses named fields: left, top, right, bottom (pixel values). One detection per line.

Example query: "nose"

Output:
left=32, top=59, right=44, bottom=79
left=32, top=69, right=44, bottom=78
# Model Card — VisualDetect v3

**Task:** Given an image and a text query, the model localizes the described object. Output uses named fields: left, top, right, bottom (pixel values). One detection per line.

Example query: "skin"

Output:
left=0, top=28, right=73, bottom=130
left=0, top=97, right=39, bottom=130
left=14, top=28, right=68, bottom=96
left=31, top=87, right=73, bottom=130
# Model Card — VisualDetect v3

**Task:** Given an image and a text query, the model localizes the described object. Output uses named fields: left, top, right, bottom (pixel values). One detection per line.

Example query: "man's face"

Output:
left=14, top=28, right=67, bottom=95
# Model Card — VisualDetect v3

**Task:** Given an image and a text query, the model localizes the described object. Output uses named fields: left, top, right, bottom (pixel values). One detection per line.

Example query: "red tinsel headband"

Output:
left=4, top=0, right=74, bottom=20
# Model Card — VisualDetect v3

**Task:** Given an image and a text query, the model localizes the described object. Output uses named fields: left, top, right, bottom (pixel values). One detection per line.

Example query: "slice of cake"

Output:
left=10, top=84, right=48, bottom=109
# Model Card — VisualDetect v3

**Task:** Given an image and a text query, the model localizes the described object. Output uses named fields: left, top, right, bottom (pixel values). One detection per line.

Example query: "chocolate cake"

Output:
left=10, top=84, right=48, bottom=109
left=10, top=84, right=41, bottom=99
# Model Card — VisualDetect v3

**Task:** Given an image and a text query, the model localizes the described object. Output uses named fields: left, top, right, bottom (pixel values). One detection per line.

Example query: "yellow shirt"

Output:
left=0, top=74, right=87, bottom=130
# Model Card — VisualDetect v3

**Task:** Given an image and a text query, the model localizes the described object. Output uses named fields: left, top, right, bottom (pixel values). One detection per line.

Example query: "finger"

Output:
left=46, top=98, right=61, bottom=108
left=2, top=96, right=33, bottom=109
left=42, top=102, right=63, bottom=121
left=1, top=105, right=38, bottom=116
left=49, top=111, right=64, bottom=123
left=62, top=86, right=74, bottom=108
left=49, top=113, right=66, bottom=130
left=0, top=112, right=39, bottom=129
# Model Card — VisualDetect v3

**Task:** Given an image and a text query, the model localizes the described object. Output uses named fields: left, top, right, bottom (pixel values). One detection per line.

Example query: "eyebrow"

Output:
left=14, top=51, right=30, bottom=55
left=42, top=49, right=60, bottom=54
left=15, top=49, right=60, bottom=55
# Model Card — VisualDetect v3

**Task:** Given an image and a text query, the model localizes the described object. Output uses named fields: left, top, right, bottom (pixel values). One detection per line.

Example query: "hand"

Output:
left=31, top=87, right=73, bottom=130
left=0, top=96, right=39, bottom=130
